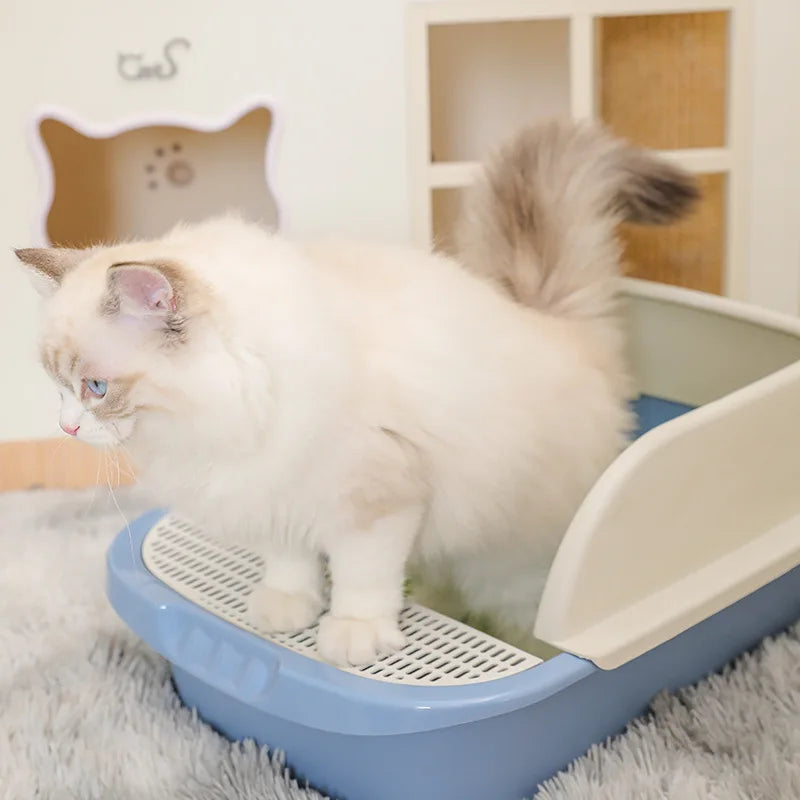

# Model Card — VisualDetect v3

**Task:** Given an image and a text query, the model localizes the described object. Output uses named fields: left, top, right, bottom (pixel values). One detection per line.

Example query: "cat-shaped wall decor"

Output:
left=33, top=103, right=280, bottom=248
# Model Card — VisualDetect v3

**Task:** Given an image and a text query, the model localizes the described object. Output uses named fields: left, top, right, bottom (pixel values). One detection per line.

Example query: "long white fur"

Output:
left=20, top=120, right=696, bottom=664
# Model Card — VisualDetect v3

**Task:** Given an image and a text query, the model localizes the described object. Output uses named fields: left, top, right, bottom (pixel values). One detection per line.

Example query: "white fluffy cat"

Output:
left=15, top=120, right=696, bottom=665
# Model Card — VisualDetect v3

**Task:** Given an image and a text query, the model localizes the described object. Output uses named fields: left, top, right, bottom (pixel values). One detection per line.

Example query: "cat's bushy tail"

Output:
left=455, top=119, right=698, bottom=319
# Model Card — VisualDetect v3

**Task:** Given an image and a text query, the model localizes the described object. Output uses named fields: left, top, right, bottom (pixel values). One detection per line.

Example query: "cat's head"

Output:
left=14, top=240, right=216, bottom=450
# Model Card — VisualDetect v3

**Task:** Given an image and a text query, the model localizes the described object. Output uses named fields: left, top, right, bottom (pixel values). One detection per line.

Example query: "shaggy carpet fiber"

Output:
left=1, top=487, right=798, bottom=799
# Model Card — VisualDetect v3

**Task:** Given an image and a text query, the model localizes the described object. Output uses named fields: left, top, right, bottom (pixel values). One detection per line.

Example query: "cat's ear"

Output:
left=106, top=263, right=175, bottom=316
left=14, top=247, right=85, bottom=296
left=104, top=262, right=188, bottom=338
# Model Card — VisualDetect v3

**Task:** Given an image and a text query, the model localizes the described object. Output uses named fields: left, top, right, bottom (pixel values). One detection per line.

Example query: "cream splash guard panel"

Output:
left=535, top=281, right=800, bottom=669
left=36, top=105, right=279, bottom=247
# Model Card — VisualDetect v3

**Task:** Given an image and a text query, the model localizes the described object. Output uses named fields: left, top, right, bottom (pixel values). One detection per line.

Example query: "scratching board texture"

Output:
left=0, top=487, right=798, bottom=799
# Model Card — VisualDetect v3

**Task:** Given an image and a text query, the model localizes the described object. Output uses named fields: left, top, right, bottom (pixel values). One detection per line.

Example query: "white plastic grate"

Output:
left=142, top=514, right=542, bottom=685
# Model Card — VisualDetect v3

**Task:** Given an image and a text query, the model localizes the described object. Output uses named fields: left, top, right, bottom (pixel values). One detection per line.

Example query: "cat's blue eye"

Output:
left=85, top=379, right=107, bottom=398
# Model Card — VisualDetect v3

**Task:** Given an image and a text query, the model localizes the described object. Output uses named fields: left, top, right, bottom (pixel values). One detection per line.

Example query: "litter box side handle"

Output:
left=154, top=603, right=282, bottom=704
left=106, top=510, right=281, bottom=704
left=535, top=361, right=800, bottom=670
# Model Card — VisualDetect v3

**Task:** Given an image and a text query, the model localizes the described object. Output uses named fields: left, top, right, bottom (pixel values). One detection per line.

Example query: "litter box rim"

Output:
left=107, top=509, right=594, bottom=736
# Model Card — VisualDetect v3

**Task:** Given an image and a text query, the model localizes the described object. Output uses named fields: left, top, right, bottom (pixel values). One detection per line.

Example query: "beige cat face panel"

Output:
left=35, top=104, right=280, bottom=248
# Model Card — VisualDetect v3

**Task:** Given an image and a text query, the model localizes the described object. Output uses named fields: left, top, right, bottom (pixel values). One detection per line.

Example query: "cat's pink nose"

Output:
left=60, top=422, right=80, bottom=436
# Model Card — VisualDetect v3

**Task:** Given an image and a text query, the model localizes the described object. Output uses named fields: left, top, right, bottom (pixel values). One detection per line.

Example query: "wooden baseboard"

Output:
left=0, top=438, right=135, bottom=492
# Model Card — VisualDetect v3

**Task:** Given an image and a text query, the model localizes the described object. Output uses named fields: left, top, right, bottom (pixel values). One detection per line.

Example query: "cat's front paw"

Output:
left=246, top=583, right=322, bottom=633
left=316, top=614, right=406, bottom=666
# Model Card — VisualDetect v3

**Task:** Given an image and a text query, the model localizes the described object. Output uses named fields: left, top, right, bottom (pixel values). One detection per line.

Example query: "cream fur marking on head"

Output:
left=15, top=120, right=697, bottom=664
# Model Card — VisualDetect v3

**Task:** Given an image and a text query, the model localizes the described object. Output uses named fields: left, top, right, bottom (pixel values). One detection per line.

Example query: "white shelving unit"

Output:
left=407, top=0, right=751, bottom=299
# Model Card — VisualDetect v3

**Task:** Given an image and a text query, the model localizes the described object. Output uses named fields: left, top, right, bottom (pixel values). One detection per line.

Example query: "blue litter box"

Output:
left=107, top=281, right=800, bottom=800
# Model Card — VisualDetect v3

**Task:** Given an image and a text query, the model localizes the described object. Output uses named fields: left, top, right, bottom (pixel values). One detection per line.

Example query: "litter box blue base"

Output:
left=106, top=396, right=800, bottom=799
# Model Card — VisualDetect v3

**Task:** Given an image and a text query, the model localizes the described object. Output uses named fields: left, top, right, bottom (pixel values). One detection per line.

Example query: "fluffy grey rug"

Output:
left=1, top=488, right=798, bottom=799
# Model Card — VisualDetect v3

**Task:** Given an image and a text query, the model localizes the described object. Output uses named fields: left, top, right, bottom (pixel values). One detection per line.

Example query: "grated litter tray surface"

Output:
left=142, top=514, right=542, bottom=685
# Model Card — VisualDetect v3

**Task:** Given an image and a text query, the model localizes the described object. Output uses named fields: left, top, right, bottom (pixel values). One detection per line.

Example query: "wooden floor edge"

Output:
left=0, top=438, right=135, bottom=492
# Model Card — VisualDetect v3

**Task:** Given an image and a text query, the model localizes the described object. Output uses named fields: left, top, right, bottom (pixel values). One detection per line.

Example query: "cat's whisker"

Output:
left=84, top=446, right=104, bottom=514
left=111, top=428, right=140, bottom=484
left=113, top=449, right=125, bottom=487
left=46, top=434, right=71, bottom=489
left=105, top=447, right=117, bottom=487
left=47, top=433, right=67, bottom=466
left=113, top=455, right=137, bottom=482
left=107, top=447, right=119, bottom=488
left=104, top=449, right=135, bottom=564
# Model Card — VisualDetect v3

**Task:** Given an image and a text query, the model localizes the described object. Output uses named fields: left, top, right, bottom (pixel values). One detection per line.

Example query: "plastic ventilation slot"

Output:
left=142, top=514, right=542, bottom=685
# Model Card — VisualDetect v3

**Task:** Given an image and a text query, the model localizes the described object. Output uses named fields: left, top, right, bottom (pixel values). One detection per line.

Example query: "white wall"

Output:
left=2, top=0, right=800, bottom=441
